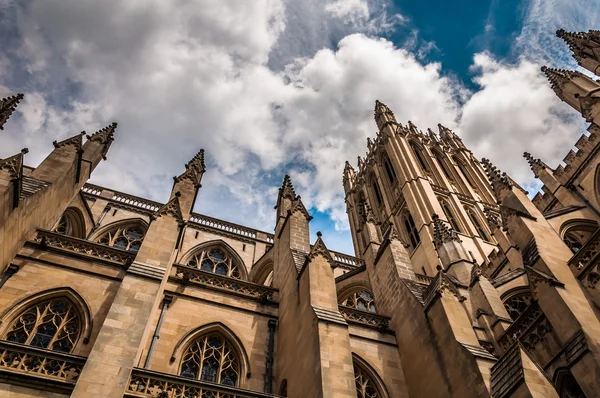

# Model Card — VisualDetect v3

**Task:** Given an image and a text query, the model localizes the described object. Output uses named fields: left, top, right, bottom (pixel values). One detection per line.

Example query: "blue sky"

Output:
left=0, top=0, right=597, bottom=255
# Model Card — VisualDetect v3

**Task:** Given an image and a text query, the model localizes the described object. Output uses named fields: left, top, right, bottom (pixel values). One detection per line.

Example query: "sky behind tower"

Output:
left=0, top=0, right=598, bottom=254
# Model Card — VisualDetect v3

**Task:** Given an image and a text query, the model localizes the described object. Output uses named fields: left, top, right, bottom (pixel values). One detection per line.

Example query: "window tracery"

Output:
left=455, top=159, right=476, bottom=188
left=187, top=247, right=241, bottom=279
left=410, top=143, right=429, bottom=173
left=467, top=209, right=489, bottom=241
left=97, top=224, right=145, bottom=252
left=503, top=293, right=533, bottom=321
left=342, top=290, right=377, bottom=313
left=372, top=177, right=383, bottom=205
left=441, top=201, right=461, bottom=233
left=4, top=297, right=81, bottom=353
left=354, top=363, right=382, bottom=398
left=434, top=153, right=453, bottom=180
left=383, top=155, right=396, bottom=183
left=562, top=225, right=597, bottom=254
left=52, top=208, right=85, bottom=238
left=179, top=333, right=239, bottom=386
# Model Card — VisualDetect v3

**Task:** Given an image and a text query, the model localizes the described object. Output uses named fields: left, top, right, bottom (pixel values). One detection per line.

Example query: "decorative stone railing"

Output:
left=415, top=274, right=433, bottom=284
left=330, top=251, right=363, bottom=268
left=189, top=213, right=274, bottom=245
left=174, top=264, right=277, bottom=302
left=498, top=302, right=543, bottom=350
left=32, top=229, right=135, bottom=266
left=338, top=306, right=390, bottom=331
left=82, top=184, right=161, bottom=212
left=0, top=340, right=85, bottom=389
left=126, top=368, right=282, bottom=398
left=568, top=228, right=600, bottom=280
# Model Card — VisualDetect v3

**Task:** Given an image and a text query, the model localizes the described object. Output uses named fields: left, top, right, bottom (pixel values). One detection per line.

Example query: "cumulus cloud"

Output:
left=0, top=0, right=592, bottom=254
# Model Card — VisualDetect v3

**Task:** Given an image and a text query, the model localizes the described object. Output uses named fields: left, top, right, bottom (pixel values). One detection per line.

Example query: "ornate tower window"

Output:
left=179, top=333, right=239, bottom=386
left=455, top=158, right=476, bottom=188
left=4, top=297, right=81, bottom=353
left=96, top=223, right=146, bottom=252
left=383, top=155, right=396, bottom=183
left=371, top=175, right=383, bottom=205
left=353, top=359, right=384, bottom=398
left=187, top=247, right=242, bottom=279
left=342, top=290, right=377, bottom=313
left=440, top=201, right=461, bottom=233
left=402, top=211, right=420, bottom=249
left=410, top=143, right=429, bottom=173
left=434, top=152, right=453, bottom=180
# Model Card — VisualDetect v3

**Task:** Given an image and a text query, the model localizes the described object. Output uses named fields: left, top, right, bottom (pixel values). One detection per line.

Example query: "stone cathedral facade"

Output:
left=0, top=29, right=599, bottom=398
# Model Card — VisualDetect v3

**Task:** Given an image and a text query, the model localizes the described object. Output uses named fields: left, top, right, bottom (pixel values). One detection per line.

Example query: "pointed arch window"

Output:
left=382, top=154, right=396, bottom=183
left=434, top=152, right=453, bottom=180
left=455, top=158, right=476, bottom=188
left=187, top=247, right=242, bottom=279
left=53, top=208, right=85, bottom=238
left=180, top=332, right=239, bottom=386
left=562, top=224, right=598, bottom=254
left=4, top=297, right=81, bottom=353
left=467, top=209, right=489, bottom=241
left=354, top=360, right=384, bottom=398
left=402, top=211, right=420, bottom=249
left=503, top=292, right=533, bottom=321
left=371, top=175, right=383, bottom=205
left=96, top=223, right=146, bottom=252
left=341, top=290, right=377, bottom=313
left=410, top=143, right=429, bottom=172
left=440, top=201, right=461, bottom=233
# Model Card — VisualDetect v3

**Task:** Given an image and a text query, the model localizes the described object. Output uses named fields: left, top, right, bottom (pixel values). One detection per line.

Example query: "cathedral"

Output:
left=0, top=29, right=599, bottom=398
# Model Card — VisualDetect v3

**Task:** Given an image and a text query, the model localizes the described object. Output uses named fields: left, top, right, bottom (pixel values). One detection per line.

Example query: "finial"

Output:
left=280, top=174, right=297, bottom=200
left=174, top=191, right=181, bottom=197
left=316, top=231, right=322, bottom=238
left=0, top=93, right=24, bottom=130
left=432, top=213, right=461, bottom=247
left=21, top=148, right=28, bottom=154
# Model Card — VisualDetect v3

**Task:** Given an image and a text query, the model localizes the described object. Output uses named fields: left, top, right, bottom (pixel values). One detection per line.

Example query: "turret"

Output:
left=557, top=29, right=600, bottom=76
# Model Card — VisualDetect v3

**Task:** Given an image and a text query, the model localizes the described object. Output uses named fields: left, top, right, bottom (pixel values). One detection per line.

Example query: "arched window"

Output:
left=187, top=247, right=242, bottom=279
left=96, top=222, right=146, bottom=252
left=440, top=201, right=461, bottom=232
left=353, top=358, right=385, bottom=398
left=341, top=290, right=377, bottom=313
left=180, top=332, right=239, bottom=386
left=503, top=292, right=533, bottom=321
left=410, top=143, right=429, bottom=172
left=4, top=297, right=82, bottom=353
left=402, top=211, right=420, bottom=249
left=383, top=155, right=396, bottom=183
left=372, top=177, right=383, bottom=206
left=455, top=158, right=476, bottom=188
left=467, top=209, right=489, bottom=240
left=53, top=207, right=85, bottom=238
left=434, top=152, right=453, bottom=180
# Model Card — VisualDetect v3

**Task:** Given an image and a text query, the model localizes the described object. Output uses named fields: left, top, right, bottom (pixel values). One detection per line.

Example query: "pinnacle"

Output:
left=481, top=158, right=512, bottom=200
left=280, top=174, right=297, bottom=200
left=87, top=122, right=118, bottom=144
left=540, top=66, right=579, bottom=96
left=186, top=149, right=206, bottom=172
left=0, top=93, right=25, bottom=130
left=432, top=213, right=460, bottom=246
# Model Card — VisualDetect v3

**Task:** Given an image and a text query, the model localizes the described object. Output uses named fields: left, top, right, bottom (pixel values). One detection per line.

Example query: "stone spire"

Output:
left=174, top=149, right=206, bottom=186
left=540, top=67, right=578, bottom=97
left=0, top=93, right=24, bottom=130
left=374, top=100, right=397, bottom=131
left=280, top=174, right=297, bottom=201
left=481, top=158, right=512, bottom=202
left=523, top=152, right=549, bottom=178
left=432, top=213, right=460, bottom=248
left=556, top=29, right=600, bottom=76
left=86, top=122, right=118, bottom=160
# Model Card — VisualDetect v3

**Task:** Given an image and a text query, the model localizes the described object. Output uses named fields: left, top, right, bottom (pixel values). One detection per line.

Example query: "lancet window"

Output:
left=52, top=208, right=85, bottom=238
left=354, top=361, right=383, bottom=398
left=410, top=143, right=429, bottom=173
left=467, top=209, right=489, bottom=241
left=441, top=201, right=461, bottom=233
left=562, top=225, right=597, bottom=254
left=179, top=333, right=239, bottom=386
left=455, top=158, right=476, bottom=188
left=342, top=290, right=377, bottom=313
left=434, top=152, right=453, bottom=180
left=383, top=155, right=397, bottom=183
left=4, top=297, right=81, bottom=353
left=96, top=224, right=145, bottom=252
left=187, top=247, right=242, bottom=279
left=402, top=211, right=420, bottom=249
left=503, top=293, right=533, bottom=321
left=371, top=176, right=383, bottom=205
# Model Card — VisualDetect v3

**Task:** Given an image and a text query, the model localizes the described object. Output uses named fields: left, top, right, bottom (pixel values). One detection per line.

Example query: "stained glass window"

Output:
left=180, top=333, right=239, bottom=387
left=187, top=248, right=241, bottom=279
left=97, top=225, right=145, bottom=252
left=343, top=290, right=377, bottom=313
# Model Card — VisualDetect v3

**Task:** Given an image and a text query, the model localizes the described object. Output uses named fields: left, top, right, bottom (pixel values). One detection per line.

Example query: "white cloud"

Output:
left=0, top=0, right=592, bottom=254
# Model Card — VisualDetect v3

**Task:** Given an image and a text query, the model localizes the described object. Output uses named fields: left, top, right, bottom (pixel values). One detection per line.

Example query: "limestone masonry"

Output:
left=0, top=29, right=599, bottom=398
